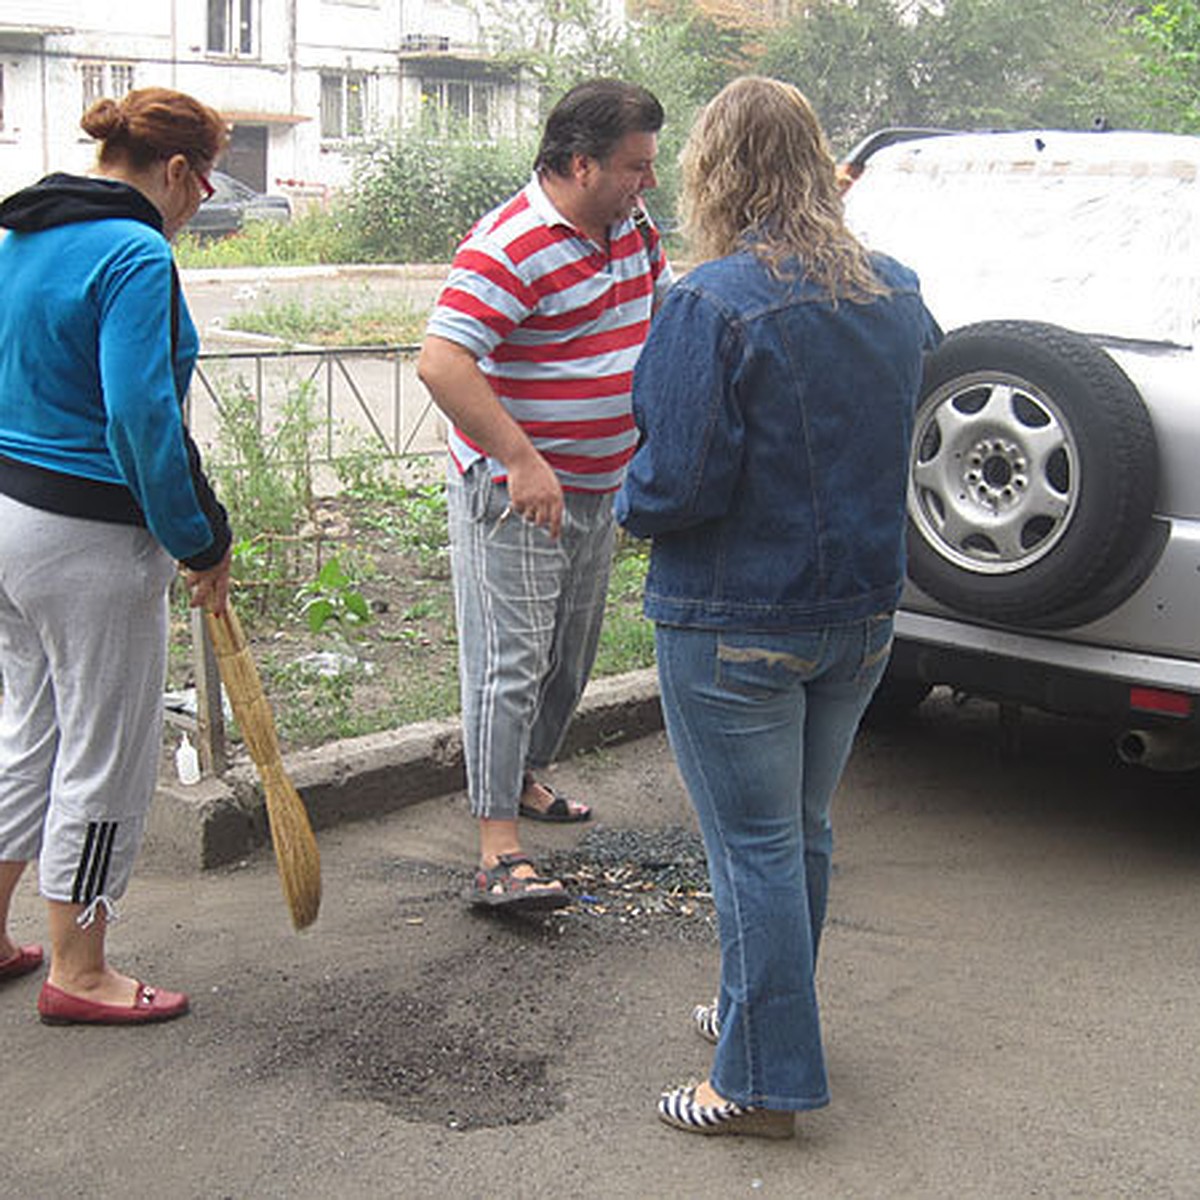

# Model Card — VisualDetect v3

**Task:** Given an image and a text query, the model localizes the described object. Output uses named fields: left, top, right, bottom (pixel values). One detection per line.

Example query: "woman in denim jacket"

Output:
left=616, top=76, right=941, bottom=1137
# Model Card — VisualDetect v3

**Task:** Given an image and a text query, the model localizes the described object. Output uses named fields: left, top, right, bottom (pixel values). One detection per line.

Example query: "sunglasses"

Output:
left=193, top=165, right=215, bottom=202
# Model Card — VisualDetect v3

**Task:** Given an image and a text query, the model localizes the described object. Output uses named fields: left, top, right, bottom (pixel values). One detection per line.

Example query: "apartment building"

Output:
left=0, top=0, right=538, bottom=202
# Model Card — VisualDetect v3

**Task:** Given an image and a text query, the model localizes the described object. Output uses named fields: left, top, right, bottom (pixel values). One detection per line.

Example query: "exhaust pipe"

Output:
left=1115, top=728, right=1200, bottom=773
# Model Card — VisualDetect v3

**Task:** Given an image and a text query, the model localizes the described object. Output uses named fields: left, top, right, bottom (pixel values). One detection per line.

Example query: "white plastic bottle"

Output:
left=175, top=733, right=201, bottom=785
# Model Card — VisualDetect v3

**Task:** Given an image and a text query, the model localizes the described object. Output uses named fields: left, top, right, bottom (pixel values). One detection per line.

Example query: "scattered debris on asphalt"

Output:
left=543, top=826, right=715, bottom=930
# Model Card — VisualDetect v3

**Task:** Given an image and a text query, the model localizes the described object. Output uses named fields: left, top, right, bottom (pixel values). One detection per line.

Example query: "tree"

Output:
left=758, top=0, right=926, bottom=153
left=919, top=0, right=1153, bottom=133
left=759, top=0, right=1165, bottom=153
left=1135, top=1, right=1200, bottom=129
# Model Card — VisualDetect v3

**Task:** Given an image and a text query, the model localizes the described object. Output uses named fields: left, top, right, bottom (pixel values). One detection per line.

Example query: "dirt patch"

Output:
left=240, top=859, right=585, bottom=1131
left=168, top=492, right=649, bottom=755
left=245, top=959, right=566, bottom=1131
left=169, top=494, right=460, bottom=752
left=234, top=832, right=716, bottom=1132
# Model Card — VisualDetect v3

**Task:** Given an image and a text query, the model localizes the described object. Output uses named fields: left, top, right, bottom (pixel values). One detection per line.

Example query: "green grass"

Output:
left=593, top=541, right=656, bottom=677
left=174, top=208, right=359, bottom=269
left=225, top=294, right=428, bottom=347
left=260, top=650, right=462, bottom=744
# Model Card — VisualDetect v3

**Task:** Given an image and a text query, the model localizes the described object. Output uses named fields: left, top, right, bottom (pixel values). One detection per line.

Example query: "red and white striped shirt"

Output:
left=427, top=175, right=672, bottom=493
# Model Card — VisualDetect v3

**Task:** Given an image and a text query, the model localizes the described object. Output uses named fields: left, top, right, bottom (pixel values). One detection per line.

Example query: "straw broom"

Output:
left=204, top=603, right=321, bottom=930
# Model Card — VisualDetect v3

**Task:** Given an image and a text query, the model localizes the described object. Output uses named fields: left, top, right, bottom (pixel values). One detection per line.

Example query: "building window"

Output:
left=111, top=64, right=135, bottom=97
left=81, top=64, right=105, bottom=112
left=207, top=0, right=255, bottom=56
left=321, top=72, right=367, bottom=139
left=420, top=79, right=496, bottom=138
left=81, top=63, right=136, bottom=112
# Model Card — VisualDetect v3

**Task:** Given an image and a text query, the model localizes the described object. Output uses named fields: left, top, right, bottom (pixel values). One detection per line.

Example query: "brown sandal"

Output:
left=469, top=853, right=571, bottom=911
left=518, top=785, right=592, bottom=823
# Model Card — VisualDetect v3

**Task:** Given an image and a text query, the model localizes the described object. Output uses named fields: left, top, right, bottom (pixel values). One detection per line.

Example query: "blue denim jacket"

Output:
left=615, top=250, right=941, bottom=631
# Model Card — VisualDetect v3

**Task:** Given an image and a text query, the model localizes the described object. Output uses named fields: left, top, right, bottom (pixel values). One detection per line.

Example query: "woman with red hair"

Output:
left=0, top=88, right=232, bottom=1025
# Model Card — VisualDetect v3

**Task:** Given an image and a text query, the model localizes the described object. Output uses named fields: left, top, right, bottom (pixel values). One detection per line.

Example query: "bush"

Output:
left=174, top=206, right=360, bottom=269
left=346, top=132, right=535, bottom=262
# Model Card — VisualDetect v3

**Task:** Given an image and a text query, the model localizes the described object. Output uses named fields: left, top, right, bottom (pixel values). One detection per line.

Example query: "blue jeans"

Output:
left=655, top=615, right=894, bottom=1111
left=448, top=460, right=616, bottom=820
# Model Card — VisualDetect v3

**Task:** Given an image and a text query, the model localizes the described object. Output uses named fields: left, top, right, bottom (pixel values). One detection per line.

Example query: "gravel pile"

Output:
left=543, top=826, right=716, bottom=928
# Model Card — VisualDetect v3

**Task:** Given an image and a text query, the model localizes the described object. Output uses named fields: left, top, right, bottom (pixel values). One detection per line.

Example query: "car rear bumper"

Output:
left=891, top=608, right=1200, bottom=729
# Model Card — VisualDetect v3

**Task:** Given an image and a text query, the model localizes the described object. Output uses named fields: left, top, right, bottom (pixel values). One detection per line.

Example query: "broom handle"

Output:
left=202, top=604, right=285, bottom=771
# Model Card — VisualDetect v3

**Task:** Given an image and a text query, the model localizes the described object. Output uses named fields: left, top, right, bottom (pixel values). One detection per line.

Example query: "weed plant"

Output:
left=352, top=477, right=449, bottom=577
left=210, top=378, right=321, bottom=616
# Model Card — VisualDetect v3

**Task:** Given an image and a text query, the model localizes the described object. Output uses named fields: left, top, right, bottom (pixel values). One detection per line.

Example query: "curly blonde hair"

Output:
left=681, top=76, right=884, bottom=301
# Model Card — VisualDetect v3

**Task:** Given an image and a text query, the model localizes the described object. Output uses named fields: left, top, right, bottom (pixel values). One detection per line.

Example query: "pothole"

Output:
left=236, top=829, right=715, bottom=1131
left=244, top=968, right=565, bottom=1131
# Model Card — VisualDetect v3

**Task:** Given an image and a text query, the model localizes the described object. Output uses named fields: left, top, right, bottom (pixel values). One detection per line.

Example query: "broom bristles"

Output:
left=204, top=605, right=322, bottom=930
left=261, top=762, right=321, bottom=929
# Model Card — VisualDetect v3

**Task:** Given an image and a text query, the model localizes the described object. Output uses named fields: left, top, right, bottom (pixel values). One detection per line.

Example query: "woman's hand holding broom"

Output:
left=183, top=548, right=232, bottom=616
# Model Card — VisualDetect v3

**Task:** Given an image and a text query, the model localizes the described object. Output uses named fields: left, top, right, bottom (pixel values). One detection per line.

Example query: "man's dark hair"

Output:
left=534, top=79, right=664, bottom=177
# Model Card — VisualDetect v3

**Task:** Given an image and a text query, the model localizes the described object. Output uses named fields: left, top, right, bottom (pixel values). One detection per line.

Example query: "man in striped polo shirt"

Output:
left=418, top=79, right=670, bottom=910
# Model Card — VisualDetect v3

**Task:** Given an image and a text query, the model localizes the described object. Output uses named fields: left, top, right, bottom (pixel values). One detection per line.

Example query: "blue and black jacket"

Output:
left=0, top=173, right=229, bottom=569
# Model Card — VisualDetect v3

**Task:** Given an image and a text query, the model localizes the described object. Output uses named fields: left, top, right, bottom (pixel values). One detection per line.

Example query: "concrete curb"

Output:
left=145, top=667, right=663, bottom=871
left=180, top=262, right=451, bottom=286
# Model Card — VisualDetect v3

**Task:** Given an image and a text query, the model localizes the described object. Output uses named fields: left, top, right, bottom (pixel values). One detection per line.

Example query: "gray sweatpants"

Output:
left=448, top=460, right=616, bottom=820
left=0, top=494, right=177, bottom=913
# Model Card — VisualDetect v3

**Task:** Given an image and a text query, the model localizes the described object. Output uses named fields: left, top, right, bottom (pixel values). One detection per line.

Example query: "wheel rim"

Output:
left=909, top=371, right=1079, bottom=575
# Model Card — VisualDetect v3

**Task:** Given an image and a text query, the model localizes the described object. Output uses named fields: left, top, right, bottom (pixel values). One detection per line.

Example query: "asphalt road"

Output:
left=5, top=690, right=1200, bottom=1198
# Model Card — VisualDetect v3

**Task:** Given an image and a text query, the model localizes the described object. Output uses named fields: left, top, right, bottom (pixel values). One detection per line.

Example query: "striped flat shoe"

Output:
left=692, top=997, right=720, bottom=1044
left=657, top=1083, right=795, bottom=1139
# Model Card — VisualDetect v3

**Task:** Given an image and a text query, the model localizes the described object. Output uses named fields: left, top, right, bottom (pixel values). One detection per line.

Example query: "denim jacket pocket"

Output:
left=715, top=630, right=826, bottom=699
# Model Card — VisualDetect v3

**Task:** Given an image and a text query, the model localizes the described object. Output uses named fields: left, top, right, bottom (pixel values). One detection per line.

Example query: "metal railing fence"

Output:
left=168, top=343, right=446, bottom=777
left=187, top=342, right=443, bottom=465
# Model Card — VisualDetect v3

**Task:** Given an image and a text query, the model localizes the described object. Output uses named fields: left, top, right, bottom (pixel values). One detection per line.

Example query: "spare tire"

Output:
left=908, top=320, right=1158, bottom=629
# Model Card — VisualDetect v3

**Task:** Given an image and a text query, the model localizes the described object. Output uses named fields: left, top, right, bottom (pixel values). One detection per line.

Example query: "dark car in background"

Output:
left=184, top=171, right=291, bottom=240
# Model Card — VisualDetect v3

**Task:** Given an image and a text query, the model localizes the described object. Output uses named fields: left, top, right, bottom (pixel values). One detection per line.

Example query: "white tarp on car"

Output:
left=845, top=131, right=1199, bottom=349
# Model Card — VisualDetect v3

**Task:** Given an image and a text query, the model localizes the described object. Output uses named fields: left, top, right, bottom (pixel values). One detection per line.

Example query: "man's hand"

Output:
left=506, top=450, right=564, bottom=539
left=418, top=335, right=564, bottom=538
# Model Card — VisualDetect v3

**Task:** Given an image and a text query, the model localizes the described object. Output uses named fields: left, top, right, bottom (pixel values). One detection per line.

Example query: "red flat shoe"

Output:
left=0, top=943, right=44, bottom=982
left=37, top=980, right=190, bottom=1026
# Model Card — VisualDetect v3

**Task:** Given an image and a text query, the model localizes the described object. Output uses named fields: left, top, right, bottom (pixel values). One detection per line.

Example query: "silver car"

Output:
left=843, top=128, right=1200, bottom=770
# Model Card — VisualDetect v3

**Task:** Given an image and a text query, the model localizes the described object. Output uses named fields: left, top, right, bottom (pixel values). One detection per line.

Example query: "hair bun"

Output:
left=80, top=97, right=126, bottom=141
